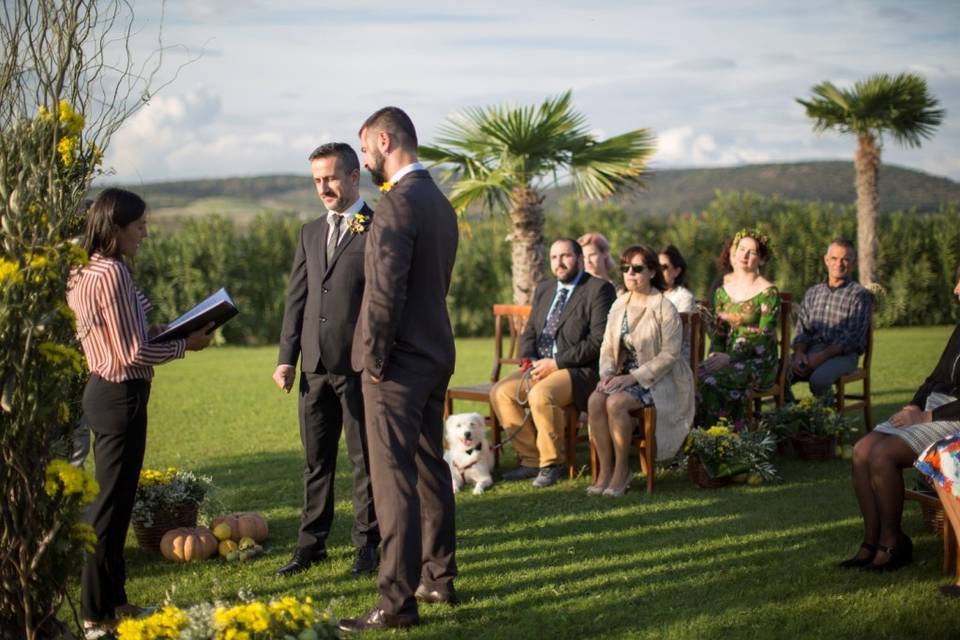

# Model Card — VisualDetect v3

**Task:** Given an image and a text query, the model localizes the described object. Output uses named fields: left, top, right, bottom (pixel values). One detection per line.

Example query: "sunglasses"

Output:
left=620, top=264, right=647, bottom=275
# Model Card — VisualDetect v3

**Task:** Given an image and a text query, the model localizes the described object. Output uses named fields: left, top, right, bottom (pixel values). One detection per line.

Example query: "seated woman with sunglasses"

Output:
left=587, top=245, right=695, bottom=496
left=698, top=229, right=779, bottom=430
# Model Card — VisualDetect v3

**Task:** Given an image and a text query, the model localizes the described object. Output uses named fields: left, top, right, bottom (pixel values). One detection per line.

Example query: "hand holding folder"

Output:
left=150, top=288, right=239, bottom=343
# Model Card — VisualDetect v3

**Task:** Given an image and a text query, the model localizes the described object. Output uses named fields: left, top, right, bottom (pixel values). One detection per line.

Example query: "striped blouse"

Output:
left=66, top=252, right=185, bottom=382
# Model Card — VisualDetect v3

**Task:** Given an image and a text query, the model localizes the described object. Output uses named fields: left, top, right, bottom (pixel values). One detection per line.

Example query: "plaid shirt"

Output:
left=793, top=278, right=873, bottom=356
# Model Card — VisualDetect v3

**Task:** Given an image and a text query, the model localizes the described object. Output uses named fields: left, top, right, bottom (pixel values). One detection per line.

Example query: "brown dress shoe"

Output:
left=337, top=607, right=419, bottom=632
left=415, top=583, right=459, bottom=605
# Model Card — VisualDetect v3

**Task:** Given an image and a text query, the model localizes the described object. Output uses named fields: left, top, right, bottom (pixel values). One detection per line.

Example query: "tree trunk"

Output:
left=853, top=133, right=880, bottom=286
left=509, top=186, right=546, bottom=305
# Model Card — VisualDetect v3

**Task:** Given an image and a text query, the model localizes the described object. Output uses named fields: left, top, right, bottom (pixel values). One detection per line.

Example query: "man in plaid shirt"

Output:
left=790, top=238, right=873, bottom=398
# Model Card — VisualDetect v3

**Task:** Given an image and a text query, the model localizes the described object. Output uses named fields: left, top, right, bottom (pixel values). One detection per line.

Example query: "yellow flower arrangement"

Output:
left=379, top=181, right=393, bottom=193
left=37, top=341, right=86, bottom=375
left=116, top=605, right=188, bottom=640
left=684, top=418, right=778, bottom=482
left=346, top=213, right=369, bottom=235
left=44, top=458, right=99, bottom=505
left=38, top=100, right=86, bottom=167
left=132, top=467, right=212, bottom=529
left=0, top=258, right=23, bottom=287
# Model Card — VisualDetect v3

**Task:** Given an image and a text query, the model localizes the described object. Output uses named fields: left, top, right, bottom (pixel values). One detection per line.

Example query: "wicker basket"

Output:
left=919, top=501, right=946, bottom=537
left=687, top=455, right=732, bottom=489
left=792, top=432, right=837, bottom=461
left=132, top=503, right=199, bottom=553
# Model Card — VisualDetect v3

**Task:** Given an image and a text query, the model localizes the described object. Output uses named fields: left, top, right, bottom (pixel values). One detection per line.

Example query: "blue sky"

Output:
left=102, top=0, right=960, bottom=184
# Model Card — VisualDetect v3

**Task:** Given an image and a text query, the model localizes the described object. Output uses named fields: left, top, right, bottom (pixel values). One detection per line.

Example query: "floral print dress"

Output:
left=698, top=286, right=780, bottom=429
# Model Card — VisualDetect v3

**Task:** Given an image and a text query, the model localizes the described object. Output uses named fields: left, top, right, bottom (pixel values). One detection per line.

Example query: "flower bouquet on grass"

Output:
left=762, top=396, right=858, bottom=461
left=683, top=419, right=779, bottom=488
left=131, top=467, right=214, bottom=552
left=116, top=594, right=339, bottom=640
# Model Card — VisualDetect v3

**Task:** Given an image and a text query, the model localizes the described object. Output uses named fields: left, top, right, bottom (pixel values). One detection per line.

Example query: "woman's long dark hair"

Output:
left=659, top=245, right=688, bottom=288
left=82, top=188, right=146, bottom=258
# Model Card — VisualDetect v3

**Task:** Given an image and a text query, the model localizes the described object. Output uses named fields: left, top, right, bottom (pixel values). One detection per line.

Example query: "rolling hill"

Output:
left=102, top=161, right=960, bottom=229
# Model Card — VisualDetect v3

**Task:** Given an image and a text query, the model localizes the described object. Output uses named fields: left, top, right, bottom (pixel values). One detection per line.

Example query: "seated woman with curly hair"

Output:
left=698, top=229, right=779, bottom=430
left=842, top=267, right=960, bottom=572
left=587, top=245, right=695, bottom=497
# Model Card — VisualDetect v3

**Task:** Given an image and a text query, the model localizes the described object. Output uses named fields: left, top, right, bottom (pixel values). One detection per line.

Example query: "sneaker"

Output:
left=532, top=465, right=561, bottom=488
left=502, top=465, right=539, bottom=481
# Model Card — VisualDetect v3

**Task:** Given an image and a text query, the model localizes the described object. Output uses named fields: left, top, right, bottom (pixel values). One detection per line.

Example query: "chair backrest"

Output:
left=774, top=292, right=793, bottom=391
left=861, top=313, right=874, bottom=372
left=490, top=304, right=532, bottom=382
left=679, top=311, right=702, bottom=393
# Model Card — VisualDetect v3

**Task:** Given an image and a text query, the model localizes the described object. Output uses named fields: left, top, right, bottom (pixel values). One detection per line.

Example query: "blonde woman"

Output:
left=578, top=232, right=615, bottom=282
left=587, top=245, right=695, bottom=496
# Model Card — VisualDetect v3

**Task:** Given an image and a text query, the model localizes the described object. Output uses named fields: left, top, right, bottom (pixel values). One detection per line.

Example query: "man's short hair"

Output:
left=308, top=142, right=360, bottom=173
left=553, top=238, right=583, bottom=258
left=359, top=107, right=418, bottom=149
left=828, top=237, right=855, bottom=254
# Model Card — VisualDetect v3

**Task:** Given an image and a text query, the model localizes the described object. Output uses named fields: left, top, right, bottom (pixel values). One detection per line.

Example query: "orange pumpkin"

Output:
left=210, top=512, right=268, bottom=543
left=159, top=526, right=218, bottom=562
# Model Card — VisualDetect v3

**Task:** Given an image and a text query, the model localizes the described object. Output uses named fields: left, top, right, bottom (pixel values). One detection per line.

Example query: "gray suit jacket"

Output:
left=278, top=203, right=373, bottom=375
left=351, top=171, right=458, bottom=379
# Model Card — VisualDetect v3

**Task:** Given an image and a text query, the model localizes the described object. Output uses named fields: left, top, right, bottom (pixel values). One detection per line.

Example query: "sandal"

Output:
left=838, top=542, right=876, bottom=568
left=863, top=535, right=913, bottom=572
left=83, top=620, right=116, bottom=640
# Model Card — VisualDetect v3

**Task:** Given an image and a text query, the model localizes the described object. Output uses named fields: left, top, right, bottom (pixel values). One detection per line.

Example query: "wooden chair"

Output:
left=588, top=311, right=702, bottom=493
left=442, top=304, right=531, bottom=468
left=834, top=315, right=874, bottom=431
left=748, top=292, right=792, bottom=422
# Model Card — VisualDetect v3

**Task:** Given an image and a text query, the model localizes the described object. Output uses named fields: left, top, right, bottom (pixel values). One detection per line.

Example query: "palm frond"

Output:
left=568, top=128, right=656, bottom=199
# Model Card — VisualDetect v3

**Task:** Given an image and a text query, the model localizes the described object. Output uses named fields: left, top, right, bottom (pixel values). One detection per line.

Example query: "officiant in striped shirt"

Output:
left=66, top=188, right=214, bottom=637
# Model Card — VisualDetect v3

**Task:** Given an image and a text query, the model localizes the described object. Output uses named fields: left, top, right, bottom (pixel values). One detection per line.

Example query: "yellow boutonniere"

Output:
left=379, top=181, right=393, bottom=193
left=347, top=213, right=370, bottom=235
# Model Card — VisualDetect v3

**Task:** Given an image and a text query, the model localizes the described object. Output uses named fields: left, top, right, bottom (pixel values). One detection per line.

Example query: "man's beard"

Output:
left=367, top=151, right=387, bottom=186
left=557, top=264, right=580, bottom=284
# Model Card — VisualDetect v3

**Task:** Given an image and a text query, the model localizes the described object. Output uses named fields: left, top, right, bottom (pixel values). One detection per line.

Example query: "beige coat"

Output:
left=598, top=291, right=695, bottom=460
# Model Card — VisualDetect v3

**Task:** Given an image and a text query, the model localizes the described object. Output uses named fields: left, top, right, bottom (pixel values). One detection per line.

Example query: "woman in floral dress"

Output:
left=698, top=230, right=779, bottom=430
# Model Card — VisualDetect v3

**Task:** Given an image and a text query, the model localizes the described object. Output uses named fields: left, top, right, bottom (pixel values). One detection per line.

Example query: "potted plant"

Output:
left=131, top=467, right=214, bottom=552
left=763, top=396, right=857, bottom=461
left=683, top=419, right=779, bottom=488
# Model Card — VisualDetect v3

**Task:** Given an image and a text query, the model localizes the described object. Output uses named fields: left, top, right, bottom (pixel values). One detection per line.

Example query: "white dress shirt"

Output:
left=326, top=198, right=365, bottom=245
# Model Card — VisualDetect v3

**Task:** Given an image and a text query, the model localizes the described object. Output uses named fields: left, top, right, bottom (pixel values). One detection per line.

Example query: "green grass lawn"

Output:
left=69, top=326, right=960, bottom=638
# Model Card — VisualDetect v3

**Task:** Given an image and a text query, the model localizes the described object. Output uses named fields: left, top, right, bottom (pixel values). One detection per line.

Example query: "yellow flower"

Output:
left=71, top=523, right=98, bottom=553
left=28, top=254, right=49, bottom=270
left=57, top=100, right=85, bottom=136
left=67, top=242, right=89, bottom=267
left=116, top=605, right=186, bottom=640
left=0, top=259, right=23, bottom=287
left=44, top=459, right=99, bottom=504
left=379, top=181, right=393, bottom=193
left=57, top=136, right=78, bottom=166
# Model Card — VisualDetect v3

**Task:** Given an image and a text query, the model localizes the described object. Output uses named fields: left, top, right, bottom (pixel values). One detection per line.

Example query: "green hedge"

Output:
left=133, top=192, right=960, bottom=342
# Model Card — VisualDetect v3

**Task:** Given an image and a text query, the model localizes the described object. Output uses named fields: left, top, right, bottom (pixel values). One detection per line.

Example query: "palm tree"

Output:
left=797, top=73, right=943, bottom=286
left=419, top=91, right=655, bottom=304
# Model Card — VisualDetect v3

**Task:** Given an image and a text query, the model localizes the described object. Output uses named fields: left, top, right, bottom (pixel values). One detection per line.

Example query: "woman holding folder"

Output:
left=66, top=188, right=213, bottom=636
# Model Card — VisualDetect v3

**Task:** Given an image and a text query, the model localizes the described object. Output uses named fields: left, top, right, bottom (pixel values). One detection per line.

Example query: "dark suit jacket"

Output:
left=521, top=273, right=616, bottom=411
left=351, top=170, right=458, bottom=379
left=278, top=203, right=373, bottom=375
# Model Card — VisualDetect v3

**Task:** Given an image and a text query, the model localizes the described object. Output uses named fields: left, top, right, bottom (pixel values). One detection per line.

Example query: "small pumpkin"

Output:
left=210, top=512, right=268, bottom=543
left=159, top=526, right=218, bottom=562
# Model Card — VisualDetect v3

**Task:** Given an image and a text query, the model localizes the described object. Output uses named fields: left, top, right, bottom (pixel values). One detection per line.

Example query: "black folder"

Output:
left=150, top=288, right=238, bottom=343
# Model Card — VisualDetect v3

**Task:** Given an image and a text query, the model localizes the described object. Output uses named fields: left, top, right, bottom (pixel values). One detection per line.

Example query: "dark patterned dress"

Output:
left=697, top=286, right=780, bottom=429
left=618, top=307, right=654, bottom=404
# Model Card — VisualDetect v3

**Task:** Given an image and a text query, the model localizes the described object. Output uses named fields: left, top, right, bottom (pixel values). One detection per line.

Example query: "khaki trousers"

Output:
left=489, top=369, right=573, bottom=468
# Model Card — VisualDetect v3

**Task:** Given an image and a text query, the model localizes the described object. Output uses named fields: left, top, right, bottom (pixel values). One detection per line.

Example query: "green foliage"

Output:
left=797, top=73, right=944, bottom=145
left=132, top=192, right=960, bottom=342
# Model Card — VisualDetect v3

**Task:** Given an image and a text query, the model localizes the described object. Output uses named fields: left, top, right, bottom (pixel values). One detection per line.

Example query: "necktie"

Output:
left=326, top=213, right=343, bottom=265
left=537, top=287, right=569, bottom=358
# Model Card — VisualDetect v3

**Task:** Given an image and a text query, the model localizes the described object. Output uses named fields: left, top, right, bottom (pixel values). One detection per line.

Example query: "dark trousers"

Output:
left=298, top=370, right=379, bottom=551
left=80, top=375, right=150, bottom=622
left=362, top=360, right=457, bottom=617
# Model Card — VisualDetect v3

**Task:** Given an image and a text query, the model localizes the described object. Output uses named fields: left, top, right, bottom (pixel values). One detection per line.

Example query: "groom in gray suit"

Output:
left=274, top=142, right=379, bottom=577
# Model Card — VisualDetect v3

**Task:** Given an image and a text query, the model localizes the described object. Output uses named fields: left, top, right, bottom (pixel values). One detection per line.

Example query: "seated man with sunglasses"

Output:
left=790, top=238, right=873, bottom=400
left=490, top=238, right=616, bottom=487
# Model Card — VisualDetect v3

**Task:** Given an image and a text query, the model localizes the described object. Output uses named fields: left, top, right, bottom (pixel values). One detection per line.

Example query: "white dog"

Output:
left=443, top=412, right=494, bottom=495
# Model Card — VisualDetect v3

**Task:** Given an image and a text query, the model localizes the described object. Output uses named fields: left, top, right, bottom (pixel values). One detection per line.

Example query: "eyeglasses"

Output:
left=620, top=264, right=647, bottom=275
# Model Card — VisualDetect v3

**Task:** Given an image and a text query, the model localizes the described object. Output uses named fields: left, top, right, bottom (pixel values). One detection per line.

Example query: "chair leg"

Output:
left=565, top=409, right=578, bottom=480
left=863, top=379, right=873, bottom=432
left=945, top=513, right=956, bottom=576
left=835, top=380, right=845, bottom=414
left=491, top=410, right=501, bottom=469
left=443, top=393, right=452, bottom=420
left=644, top=405, right=656, bottom=494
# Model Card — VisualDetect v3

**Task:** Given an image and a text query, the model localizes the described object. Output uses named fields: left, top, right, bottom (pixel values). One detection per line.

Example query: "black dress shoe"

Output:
left=838, top=542, right=877, bottom=568
left=415, top=583, right=459, bottom=605
left=502, top=465, right=539, bottom=481
left=351, top=545, right=380, bottom=575
left=337, top=607, right=418, bottom=632
left=275, top=547, right=327, bottom=576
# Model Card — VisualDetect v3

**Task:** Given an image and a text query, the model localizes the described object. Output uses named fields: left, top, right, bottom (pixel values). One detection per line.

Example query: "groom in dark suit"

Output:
left=274, top=142, right=379, bottom=577
left=339, top=108, right=458, bottom=632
